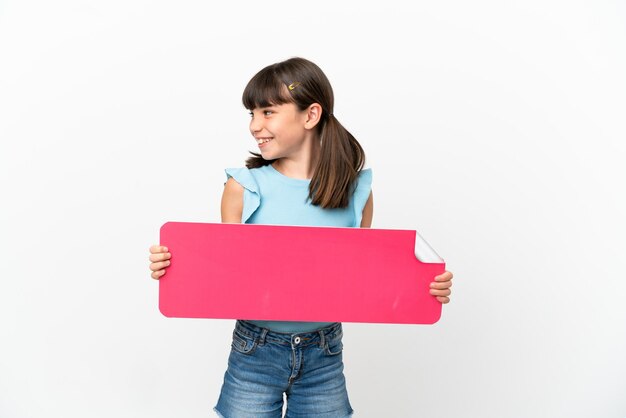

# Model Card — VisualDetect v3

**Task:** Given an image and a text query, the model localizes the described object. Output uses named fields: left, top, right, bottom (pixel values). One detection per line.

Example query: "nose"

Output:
left=249, top=113, right=262, bottom=134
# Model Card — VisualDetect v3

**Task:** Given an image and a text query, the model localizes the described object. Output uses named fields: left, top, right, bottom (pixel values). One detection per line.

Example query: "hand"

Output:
left=149, top=245, right=171, bottom=280
left=430, top=270, right=453, bottom=304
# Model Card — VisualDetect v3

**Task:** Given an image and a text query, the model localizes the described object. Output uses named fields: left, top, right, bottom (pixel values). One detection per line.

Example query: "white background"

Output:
left=1, top=1, right=625, bottom=417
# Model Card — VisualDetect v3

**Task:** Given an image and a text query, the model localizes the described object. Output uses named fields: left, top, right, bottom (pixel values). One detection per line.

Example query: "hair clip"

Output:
left=288, top=82, right=301, bottom=91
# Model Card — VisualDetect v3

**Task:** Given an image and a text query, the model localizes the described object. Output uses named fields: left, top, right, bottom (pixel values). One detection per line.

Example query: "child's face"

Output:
left=249, top=102, right=310, bottom=160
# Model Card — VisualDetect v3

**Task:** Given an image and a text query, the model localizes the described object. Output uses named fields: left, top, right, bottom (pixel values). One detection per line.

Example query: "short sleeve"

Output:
left=224, top=167, right=261, bottom=223
left=352, top=168, right=373, bottom=227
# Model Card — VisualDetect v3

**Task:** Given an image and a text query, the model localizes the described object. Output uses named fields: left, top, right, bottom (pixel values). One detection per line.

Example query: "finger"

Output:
left=430, top=288, right=452, bottom=297
left=149, top=260, right=171, bottom=271
left=435, top=271, right=453, bottom=281
left=149, top=245, right=169, bottom=254
left=430, top=281, right=452, bottom=290
left=436, top=296, right=450, bottom=304
left=151, top=269, right=166, bottom=280
left=149, top=252, right=171, bottom=262
left=149, top=260, right=171, bottom=272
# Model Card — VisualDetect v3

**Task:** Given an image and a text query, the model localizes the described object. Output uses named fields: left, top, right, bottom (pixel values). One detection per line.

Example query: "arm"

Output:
left=360, top=190, right=373, bottom=228
left=221, top=177, right=244, bottom=223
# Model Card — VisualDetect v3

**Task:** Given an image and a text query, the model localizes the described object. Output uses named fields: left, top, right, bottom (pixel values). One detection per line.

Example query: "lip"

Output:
left=256, top=138, right=273, bottom=148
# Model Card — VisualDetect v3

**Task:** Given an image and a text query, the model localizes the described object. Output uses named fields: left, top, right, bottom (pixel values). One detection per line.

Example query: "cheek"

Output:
left=270, top=117, right=304, bottom=139
left=284, top=120, right=306, bottom=136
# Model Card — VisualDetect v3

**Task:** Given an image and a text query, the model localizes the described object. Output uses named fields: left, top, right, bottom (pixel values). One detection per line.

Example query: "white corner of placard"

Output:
left=414, top=230, right=444, bottom=264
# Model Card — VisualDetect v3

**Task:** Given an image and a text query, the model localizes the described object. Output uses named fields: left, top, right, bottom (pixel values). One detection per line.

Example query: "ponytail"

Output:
left=309, top=114, right=365, bottom=209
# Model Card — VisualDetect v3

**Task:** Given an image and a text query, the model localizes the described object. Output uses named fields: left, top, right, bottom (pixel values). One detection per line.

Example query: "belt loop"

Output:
left=258, top=328, right=268, bottom=346
left=318, top=328, right=326, bottom=348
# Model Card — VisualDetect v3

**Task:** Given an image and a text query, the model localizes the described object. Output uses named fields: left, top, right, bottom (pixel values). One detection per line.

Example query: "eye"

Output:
left=263, top=110, right=273, bottom=116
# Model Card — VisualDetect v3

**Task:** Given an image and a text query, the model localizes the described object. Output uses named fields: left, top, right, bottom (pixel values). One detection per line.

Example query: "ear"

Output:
left=304, top=103, right=323, bottom=130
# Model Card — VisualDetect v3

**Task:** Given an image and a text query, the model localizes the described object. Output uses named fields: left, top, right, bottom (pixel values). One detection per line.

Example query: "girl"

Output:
left=148, top=57, right=453, bottom=418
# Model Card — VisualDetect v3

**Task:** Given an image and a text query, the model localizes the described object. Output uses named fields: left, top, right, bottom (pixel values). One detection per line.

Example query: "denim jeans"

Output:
left=214, top=320, right=354, bottom=418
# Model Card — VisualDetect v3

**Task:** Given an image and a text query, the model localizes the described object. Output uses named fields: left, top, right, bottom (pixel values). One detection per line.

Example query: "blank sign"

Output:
left=159, top=222, right=445, bottom=324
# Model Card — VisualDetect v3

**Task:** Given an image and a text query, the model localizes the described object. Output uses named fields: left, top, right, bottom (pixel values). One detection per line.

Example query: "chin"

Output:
left=260, top=150, right=277, bottom=159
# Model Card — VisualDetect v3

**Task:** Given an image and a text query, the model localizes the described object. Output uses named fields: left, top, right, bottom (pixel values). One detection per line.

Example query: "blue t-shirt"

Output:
left=224, top=163, right=373, bottom=333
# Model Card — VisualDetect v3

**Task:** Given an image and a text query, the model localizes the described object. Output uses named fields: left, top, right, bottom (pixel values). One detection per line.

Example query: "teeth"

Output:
left=257, top=138, right=272, bottom=144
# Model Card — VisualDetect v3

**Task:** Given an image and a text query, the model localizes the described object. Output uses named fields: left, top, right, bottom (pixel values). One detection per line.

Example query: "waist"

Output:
left=235, top=320, right=342, bottom=347
left=245, top=319, right=336, bottom=333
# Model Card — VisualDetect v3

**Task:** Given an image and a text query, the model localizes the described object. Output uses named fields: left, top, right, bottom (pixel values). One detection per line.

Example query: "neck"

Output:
left=272, top=134, right=321, bottom=180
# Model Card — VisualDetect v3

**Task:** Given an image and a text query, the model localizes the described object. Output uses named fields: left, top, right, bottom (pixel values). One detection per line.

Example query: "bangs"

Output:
left=242, top=67, right=294, bottom=110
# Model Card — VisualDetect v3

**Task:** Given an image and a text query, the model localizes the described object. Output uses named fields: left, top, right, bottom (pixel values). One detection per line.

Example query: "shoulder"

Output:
left=221, top=178, right=243, bottom=223
left=221, top=166, right=267, bottom=223
left=221, top=168, right=250, bottom=223
left=357, top=167, right=372, bottom=184
left=224, top=176, right=244, bottom=193
left=354, top=168, right=372, bottom=193
left=223, top=166, right=263, bottom=193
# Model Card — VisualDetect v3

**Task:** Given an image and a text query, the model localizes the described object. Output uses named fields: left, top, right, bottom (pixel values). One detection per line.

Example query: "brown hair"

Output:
left=242, top=57, right=366, bottom=209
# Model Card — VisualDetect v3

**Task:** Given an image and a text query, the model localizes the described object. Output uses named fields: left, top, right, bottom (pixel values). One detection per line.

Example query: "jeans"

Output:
left=214, top=320, right=354, bottom=418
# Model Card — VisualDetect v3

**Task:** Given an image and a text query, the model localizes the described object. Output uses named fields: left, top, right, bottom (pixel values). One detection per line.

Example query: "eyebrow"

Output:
left=250, top=105, right=278, bottom=111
